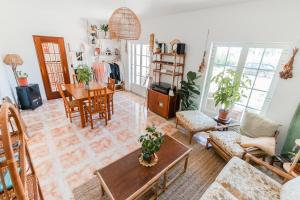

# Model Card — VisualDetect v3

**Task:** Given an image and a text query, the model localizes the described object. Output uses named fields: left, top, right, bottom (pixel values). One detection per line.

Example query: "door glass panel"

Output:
left=41, top=42, right=65, bottom=92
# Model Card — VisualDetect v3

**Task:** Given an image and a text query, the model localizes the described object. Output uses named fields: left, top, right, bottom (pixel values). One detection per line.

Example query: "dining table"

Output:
left=64, top=82, right=114, bottom=128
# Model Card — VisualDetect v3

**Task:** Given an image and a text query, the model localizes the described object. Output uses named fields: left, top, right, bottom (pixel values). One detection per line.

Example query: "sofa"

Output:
left=200, top=154, right=299, bottom=200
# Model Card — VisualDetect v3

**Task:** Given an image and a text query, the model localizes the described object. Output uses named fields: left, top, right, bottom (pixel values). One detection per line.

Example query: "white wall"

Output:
left=0, top=1, right=107, bottom=99
left=140, top=0, right=300, bottom=151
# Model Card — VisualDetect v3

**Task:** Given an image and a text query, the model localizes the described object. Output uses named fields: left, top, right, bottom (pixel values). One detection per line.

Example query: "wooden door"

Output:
left=33, top=35, right=70, bottom=100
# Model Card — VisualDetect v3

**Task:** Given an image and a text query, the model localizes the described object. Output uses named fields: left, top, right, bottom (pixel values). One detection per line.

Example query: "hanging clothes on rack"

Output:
left=104, top=62, right=111, bottom=84
left=109, top=63, right=121, bottom=84
left=92, top=61, right=106, bottom=84
left=115, top=61, right=124, bottom=82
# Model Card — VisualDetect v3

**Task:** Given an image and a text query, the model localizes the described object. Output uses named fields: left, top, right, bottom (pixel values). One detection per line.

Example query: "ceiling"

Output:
left=5, top=0, right=255, bottom=20
left=76, top=0, right=254, bottom=19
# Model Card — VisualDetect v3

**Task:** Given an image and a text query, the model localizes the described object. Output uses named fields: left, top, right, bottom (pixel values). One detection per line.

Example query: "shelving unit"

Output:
left=152, top=52, right=185, bottom=88
left=147, top=51, right=186, bottom=119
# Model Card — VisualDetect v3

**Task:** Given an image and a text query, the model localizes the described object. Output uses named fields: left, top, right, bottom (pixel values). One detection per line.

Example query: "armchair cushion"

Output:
left=240, top=111, right=280, bottom=138
left=280, top=177, right=300, bottom=200
left=176, top=110, right=217, bottom=132
left=209, top=131, right=245, bottom=158
left=216, top=157, right=282, bottom=200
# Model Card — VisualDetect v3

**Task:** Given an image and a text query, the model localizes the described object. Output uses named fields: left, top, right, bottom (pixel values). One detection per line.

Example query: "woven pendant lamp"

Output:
left=109, top=7, right=141, bottom=40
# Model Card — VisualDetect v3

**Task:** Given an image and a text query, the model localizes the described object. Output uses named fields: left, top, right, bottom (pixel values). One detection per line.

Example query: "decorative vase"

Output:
left=218, top=109, right=229, bottom=121
left=139, top=153, right=158, bottom=167
left=18, top=77, right=28, bottom=87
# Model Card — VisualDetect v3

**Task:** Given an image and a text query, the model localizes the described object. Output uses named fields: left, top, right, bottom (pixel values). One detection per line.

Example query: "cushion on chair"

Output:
left=200, top=182, right=238, bottom=200
left=209, top=131, right=245, bottom=158
left=176, top=110, right=217, bottom=132
left=280, top=177, right=300, bottom=200
left=216, top=157, right=282, bottom=200
left=240, top=111, right=280, bottom=138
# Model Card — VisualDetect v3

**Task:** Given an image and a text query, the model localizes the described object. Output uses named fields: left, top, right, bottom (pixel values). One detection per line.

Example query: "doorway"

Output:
left=33, top=35, right=70, bottom=100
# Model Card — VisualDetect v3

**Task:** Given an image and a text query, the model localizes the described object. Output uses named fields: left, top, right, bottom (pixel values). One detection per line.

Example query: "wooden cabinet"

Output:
left=147, top=89, right=179, bottom=119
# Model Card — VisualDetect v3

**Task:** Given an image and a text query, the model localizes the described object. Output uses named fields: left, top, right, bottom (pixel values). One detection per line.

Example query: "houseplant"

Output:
left=100, top=24, right=109, bottom=38
left=77, top=65, right=92, bottom=88
left=138, top=125, right=164, bottom=167
left=211, top=69, right=251, bottom=120
left=177, top=71, right=201, bottom=111
left=16, top=71, right=28, bottom=86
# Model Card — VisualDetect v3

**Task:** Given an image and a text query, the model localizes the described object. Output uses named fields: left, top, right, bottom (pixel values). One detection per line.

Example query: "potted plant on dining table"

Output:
left=77, top=65, right=92, bottom=89
left=211, top=69, right=251, bottom=121
left=138, top=125, right=164, bottom=167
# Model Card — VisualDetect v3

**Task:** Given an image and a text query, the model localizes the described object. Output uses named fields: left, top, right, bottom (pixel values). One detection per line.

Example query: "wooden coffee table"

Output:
left=94, top=135, right=191, bottom=200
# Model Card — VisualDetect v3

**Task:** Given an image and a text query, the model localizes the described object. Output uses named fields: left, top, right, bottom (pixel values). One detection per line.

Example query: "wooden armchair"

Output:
left=57, top=83, right=80, bottom=123
left=207, top=111, right=281, bottom=161
left=0, top=102, right=43, bottom=200
left=85, top=88, right=108, bottom=128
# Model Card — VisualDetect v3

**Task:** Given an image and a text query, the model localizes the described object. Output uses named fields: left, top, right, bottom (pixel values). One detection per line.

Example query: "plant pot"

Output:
left=139, top=153, right=158, bottom=167
left=18, top=77, right=28, bottom=86
left=218, top=109, right=229, bottom=121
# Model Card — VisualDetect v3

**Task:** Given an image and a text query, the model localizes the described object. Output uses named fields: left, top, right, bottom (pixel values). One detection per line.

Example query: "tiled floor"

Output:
left=22, top=91, right=181, bottom=200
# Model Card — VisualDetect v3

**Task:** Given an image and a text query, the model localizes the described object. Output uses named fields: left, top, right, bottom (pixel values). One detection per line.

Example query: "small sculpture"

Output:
left=279, top=48, right=299, bottom=79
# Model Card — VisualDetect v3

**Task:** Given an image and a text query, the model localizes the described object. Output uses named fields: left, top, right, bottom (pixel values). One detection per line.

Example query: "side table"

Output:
left=213, top=116, right=232, bottom=131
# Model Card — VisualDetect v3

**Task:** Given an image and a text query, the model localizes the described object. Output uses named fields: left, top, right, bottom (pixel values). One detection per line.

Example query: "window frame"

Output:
left=200, top=42, right=290, bottom=120
left=129, top=41, right=150, bottom=88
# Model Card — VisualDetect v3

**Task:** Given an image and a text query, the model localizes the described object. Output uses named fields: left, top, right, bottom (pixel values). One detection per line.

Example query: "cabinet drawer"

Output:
left=155, top=93, right=169, bottom=118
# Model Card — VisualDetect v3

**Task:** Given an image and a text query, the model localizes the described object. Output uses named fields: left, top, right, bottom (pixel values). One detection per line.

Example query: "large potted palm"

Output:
left=211, top=69, right=250, bottom=120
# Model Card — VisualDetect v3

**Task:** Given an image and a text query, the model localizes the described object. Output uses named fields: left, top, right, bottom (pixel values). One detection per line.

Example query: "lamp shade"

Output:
left=3, top=54, right=23, bottom=66
left=109, top=7, right=141, bottom=40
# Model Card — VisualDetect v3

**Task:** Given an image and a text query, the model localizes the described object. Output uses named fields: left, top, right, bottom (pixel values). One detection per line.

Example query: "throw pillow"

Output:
left=240, top=111, right=280, bottom=138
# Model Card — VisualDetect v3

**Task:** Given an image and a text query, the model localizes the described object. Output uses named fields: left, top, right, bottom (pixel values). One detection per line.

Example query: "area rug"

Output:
left=73, top=133, right=225, bottom=200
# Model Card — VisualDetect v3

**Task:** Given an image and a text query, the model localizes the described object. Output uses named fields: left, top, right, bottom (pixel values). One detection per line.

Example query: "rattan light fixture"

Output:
left=108, top=7, right=141, bottom=40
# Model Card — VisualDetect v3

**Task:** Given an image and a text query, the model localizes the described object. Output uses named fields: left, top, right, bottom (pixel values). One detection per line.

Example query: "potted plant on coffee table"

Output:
left=211, top=69, right=251, bottom=121
left=77, top=65, right=92, bottom=89
left=138, top=125, right=164, bottom=167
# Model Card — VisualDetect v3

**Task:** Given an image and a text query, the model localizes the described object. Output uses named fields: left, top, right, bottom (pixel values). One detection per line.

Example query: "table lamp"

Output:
left=3, top=54, right=23, bottom=86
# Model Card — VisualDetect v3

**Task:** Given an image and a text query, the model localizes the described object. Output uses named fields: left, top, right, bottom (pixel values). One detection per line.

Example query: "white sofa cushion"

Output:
left=216, top=157, right=282, bottom=200
left=200, top=182, right=238, bottom=200
left=280, top=177, right=300, bottom=200
left=240, top=111, right=280, bottom=138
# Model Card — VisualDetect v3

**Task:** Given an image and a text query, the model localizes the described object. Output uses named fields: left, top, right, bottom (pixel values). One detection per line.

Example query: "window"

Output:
left=202, top=43, right=289, bottom=120
left=129, top=43, right=150, bottom=87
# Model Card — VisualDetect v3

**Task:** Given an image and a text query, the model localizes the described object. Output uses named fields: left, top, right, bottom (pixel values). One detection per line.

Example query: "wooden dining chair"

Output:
left=57, top=83, right=80, bottom=123
left=85, top=88, right=108, bottom=128
left=107, top=78, right=116, bottom=115
left=0, top=102, right=44, bottom=200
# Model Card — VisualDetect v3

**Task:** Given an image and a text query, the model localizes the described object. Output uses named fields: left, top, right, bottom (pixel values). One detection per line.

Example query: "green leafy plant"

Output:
left=77, top=65, right=92, bottom=84
left=211, top=69, right=251, bottom=110
left=16, top=71, right=28, bottom=78
left=100, top=24, right=109, bottom=37
left=177, top=71, right=201, bottom=111
left=138, top=125, right=164, bottom=163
